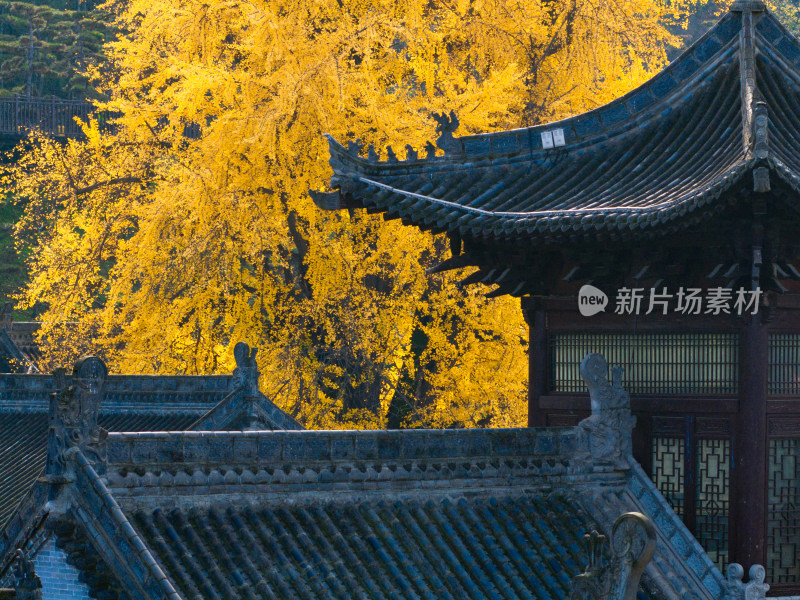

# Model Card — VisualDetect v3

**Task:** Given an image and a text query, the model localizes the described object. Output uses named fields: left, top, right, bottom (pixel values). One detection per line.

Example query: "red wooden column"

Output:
left=733, top=315, right=768, bottom=569
left=522, top=298, right=547, bottom=427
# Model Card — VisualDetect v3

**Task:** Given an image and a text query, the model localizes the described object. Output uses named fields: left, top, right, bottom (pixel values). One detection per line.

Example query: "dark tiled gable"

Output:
left=0, top=374, right=231, bottom=530
left=0, top=322, right=40, bottom=373
left=314, top=4, right=800, bottom=242
left=0, top=344, right=303, bottom=534
left=0, top=411, right=200, bottom=530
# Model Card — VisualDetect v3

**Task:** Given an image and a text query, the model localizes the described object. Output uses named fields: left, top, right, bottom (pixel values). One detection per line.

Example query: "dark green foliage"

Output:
left=0, top=0, right=109, bottom=99
left=0, top=198, right=32, bottom=319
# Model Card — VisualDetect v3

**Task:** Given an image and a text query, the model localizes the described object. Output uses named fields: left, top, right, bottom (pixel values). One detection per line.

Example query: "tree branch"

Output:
left=73, top=176, right=142, bottom=195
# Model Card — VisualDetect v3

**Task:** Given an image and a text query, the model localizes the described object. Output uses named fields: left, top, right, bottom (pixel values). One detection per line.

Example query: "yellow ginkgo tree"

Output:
left=4, top=0, right=684, bottom=428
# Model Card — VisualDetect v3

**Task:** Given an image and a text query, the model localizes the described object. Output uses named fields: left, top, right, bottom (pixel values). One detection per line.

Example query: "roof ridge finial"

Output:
left=46, top=356, right=109, bottom=482
left=12, top=549, right=42, bottom=600
left=432, top=110, right=460, bottom=154
left=578, top=353, right=635, bottom=469
left=233, top=341, right=259, bottom=396
left=738, top=4, right=759, bottom=155
left=569, top=512, right=657, bottom=600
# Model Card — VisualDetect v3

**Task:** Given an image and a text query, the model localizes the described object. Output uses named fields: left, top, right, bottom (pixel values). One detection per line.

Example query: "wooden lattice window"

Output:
left=696, top=438, right=730, bottom=570
left=769, top=334, right=800, bottom=395
left=549, top=332, right=739, bottom=394
left=651, top=417, right=731, bottom=572
left=768, top=438, right=800, bottom=584
left=652, top=437, right=685, bottom=517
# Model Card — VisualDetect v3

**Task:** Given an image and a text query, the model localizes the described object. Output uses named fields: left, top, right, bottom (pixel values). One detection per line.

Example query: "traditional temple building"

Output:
left=313, top=1, right=800, bottom=593
left=0, top=1, right=795, bottom=597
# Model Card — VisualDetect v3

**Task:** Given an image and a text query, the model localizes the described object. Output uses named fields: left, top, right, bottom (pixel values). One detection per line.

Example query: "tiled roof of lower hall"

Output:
left=131, top=494, right=591, bottom=600
left=0, top=344, right=303, bottom=534
left=0, top=373, right=232, bottom=530
left=33, top=428, right=724, bottom=600
left=314, top=3, right=800, bottom=241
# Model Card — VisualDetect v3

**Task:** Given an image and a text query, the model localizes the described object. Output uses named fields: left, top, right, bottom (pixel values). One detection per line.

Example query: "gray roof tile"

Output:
left=129, top=495, right=605, bottom=600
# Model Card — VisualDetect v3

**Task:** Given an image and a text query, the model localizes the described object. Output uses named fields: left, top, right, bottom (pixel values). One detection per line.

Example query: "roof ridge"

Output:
left=733, top=1, right=766, bottom=157
left=187, top=341, right=303, bottom=431
left=74, top=452, right=182, bottom=600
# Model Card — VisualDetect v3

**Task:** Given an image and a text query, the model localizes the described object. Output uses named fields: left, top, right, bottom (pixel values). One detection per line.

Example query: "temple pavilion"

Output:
left=313, top=1, right=800, bottom=594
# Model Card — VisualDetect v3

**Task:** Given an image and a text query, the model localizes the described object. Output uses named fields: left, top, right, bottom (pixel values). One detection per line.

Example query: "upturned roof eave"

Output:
left=342, top=158, right=755, bottom=241
left=314, top=4, right=800, bottom=241
left=322, top=9, right=748, bottom=176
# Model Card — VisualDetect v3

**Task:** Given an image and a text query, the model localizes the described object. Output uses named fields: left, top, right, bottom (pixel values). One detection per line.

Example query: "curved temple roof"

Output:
left=313, top=1, right=800, bottom=240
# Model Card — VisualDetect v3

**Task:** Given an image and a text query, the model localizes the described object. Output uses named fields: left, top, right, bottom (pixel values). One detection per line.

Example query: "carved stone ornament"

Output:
left=432, top=110, right=460, bottom=153
left=233, top=341, right=260, bottom=395
left=346, top=139, right=363, bottom=157
left=578, top=353, right=636, bottom=468
left=726, top=563, right=770, bottom=600
left=12, top=549, right=42, bottom=600
left=569, top=512, right=657, bottom=600
left=46, top=356, right=109, bottom=480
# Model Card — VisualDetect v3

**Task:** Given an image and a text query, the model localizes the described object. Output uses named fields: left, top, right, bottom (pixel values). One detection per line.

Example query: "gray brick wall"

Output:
left=33, top=535, right=91, bottom=600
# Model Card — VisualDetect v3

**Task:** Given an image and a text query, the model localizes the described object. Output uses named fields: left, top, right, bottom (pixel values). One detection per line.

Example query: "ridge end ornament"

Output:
left=233, top=341, right=260, bottom=396
left=12, top=549, right=42, bottom=600
left=726, top=562, right=770, bottom=599
left=570, top=512, right=656, bottom=600
left=432, top=110, right=461, bottom=154
left=46, top=356, right=109, bottom=481
left=578, top=353, right=635, bottom=469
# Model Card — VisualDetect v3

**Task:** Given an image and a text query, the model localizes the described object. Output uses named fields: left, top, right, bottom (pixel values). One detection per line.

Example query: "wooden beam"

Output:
left=426, top=254, right=472, bottom=274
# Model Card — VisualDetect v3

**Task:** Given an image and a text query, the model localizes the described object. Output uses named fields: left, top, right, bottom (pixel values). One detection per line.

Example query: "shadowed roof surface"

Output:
left=44, top=428, right=720, bottom=600
left=130, top=495, right=595, bottom=600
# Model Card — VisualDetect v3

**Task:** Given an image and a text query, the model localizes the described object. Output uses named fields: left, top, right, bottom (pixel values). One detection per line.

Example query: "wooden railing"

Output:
left=0, top=95, right=101, bottom=137
left=0, top=95, right=202, bottom=140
